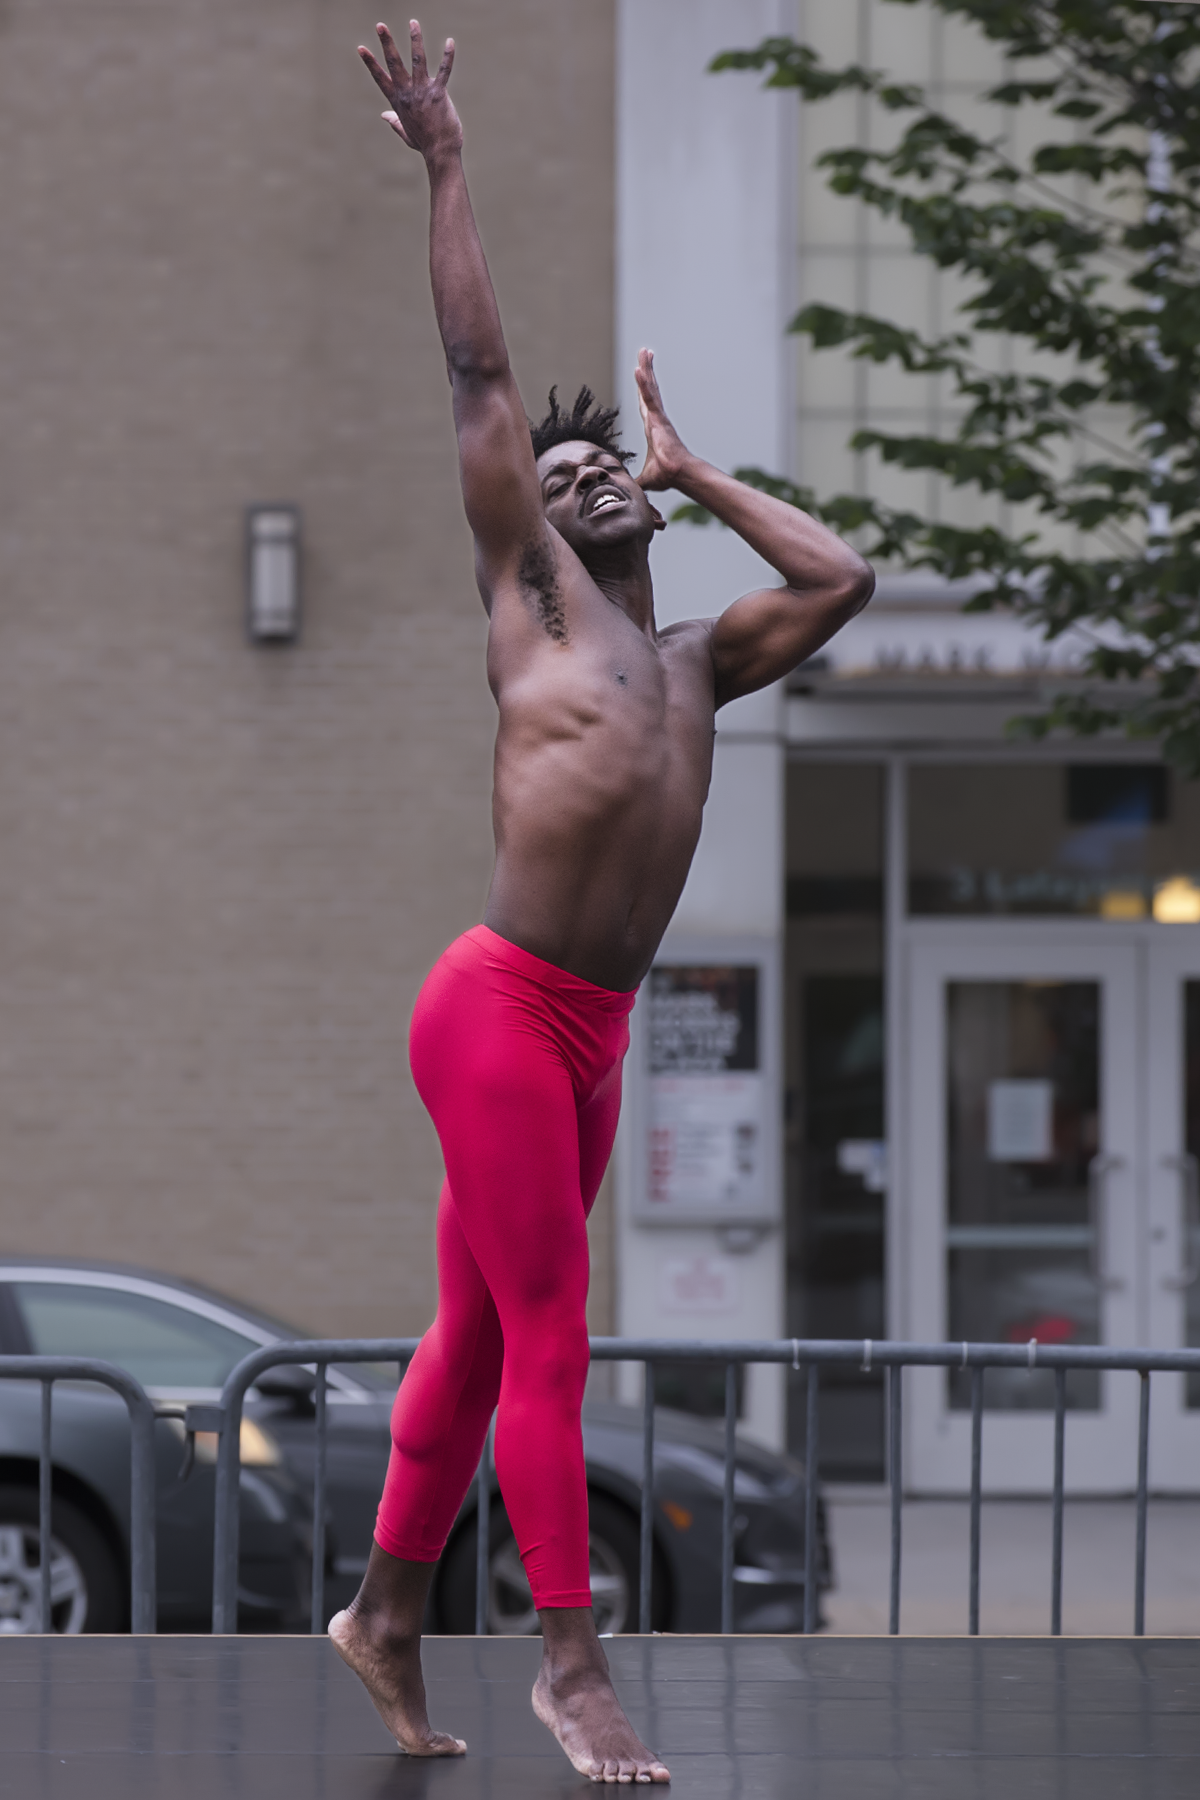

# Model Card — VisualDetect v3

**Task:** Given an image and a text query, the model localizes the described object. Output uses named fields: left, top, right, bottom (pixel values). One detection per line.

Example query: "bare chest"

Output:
left=493, top=616, right=714, bottom=783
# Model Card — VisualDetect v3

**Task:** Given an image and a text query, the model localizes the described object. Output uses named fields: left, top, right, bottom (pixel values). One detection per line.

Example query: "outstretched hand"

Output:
left=358, top=20, right=461, bottom=158
left=635, top=350, right=690, bottom=492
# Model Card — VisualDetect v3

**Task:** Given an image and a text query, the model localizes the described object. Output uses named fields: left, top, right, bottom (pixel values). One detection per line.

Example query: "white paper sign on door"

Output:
left=987, top=1078, right=1054, bottom=1161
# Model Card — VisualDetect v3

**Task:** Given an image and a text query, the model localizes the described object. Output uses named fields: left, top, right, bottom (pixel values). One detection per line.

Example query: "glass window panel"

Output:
left=787, top=763, right=883, bottom=918
left=797, top=975, right=886, bottom=1474
left=1185, top=984, right=1200, bottom=1408
left=908, top=762, right=1200, bottom=918
left=785, top=762, right=886, bottom=1478
left=945, top=981, right=1101, bottom=1410
left=14, top=1283, right=257, bottom=1390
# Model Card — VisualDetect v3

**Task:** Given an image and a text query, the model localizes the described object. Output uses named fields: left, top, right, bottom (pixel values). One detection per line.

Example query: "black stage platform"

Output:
left=2, top=1634, right=1198, bottom=1798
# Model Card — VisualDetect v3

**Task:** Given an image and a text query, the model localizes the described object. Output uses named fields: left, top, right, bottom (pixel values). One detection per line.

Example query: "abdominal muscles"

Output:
left=486, top=674, right=711, bottom=989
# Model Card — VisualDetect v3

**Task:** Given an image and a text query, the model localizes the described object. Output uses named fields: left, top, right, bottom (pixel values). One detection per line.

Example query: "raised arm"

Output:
left=358, top=22, right=543, bottom=592
left=635, top=352, right=874, bottom=705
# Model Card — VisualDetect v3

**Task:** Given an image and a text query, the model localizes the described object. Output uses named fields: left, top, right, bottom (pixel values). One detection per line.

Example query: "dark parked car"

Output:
left=0, top=1259, right=831, bottom=1634
left=0, top=1277, right=311, bottom=1633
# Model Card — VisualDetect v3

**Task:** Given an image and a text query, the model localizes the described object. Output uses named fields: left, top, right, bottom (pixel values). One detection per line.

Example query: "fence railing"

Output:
left=7, top=1339, right=1199, bottom=1638
left=210, top=1335, right=1200, bottom=1641
left=0, top=1356, right=158, bottom=1633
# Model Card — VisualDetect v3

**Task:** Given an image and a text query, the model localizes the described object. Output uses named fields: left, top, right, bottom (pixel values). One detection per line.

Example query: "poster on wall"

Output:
left=639, top=964, right=767, bottom=1221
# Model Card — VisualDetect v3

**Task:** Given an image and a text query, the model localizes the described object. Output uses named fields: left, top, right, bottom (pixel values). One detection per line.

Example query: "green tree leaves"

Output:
left=706, top=1, right=1200, bottom=771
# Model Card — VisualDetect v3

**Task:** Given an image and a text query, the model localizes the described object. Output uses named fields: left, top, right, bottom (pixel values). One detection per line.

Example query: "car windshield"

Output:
left=12, top=1282, right=258, bottom=1390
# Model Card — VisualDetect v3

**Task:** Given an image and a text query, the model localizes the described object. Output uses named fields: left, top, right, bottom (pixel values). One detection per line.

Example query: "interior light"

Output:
left=247, top=505, right=301, bottom=643
left=1152, top=876, right=1200, bottom=923
left=1099, top=890, right=1147, bottom=921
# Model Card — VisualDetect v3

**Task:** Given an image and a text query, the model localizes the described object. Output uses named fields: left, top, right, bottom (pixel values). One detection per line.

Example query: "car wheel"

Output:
left=439, top=1491, right=663, bottom=1635
left=0, top=1485, right=123, bottom=1635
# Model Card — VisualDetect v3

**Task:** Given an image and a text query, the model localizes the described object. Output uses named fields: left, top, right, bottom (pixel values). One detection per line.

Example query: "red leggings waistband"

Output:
left=458, top=925, right=638, bottom=1014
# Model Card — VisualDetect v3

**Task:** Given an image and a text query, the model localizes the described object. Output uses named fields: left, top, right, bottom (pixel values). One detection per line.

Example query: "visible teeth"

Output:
left=593, top=494, right=622, bottom=511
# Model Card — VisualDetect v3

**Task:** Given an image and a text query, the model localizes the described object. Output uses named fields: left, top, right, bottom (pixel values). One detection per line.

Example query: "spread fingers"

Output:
left=376, top=22, right=411, bottom=89
left=358, top=45, right=396, bottom=101
left=408, top=19, right=428, bottom=82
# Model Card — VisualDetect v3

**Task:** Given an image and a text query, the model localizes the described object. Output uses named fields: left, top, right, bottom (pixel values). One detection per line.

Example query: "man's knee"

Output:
left=402, top=1317, right=500, bottom=1406
left=502, top=1313, right=590, bottom=1403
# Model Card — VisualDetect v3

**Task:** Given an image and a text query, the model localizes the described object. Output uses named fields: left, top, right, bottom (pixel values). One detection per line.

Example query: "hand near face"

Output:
left=634, top=350, right=690, bottom=492
left=358, top=19, right=462, bottom=158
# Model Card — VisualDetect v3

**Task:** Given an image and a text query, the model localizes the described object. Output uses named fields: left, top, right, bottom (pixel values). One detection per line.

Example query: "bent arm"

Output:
left=634, top=350, right=872, bottom=705
left=673, top=456, right=874, bottom=705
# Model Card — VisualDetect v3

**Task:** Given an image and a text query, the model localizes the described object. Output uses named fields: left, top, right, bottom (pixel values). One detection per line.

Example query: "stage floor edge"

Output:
left=2, top=1632, right=1197, bottom=1798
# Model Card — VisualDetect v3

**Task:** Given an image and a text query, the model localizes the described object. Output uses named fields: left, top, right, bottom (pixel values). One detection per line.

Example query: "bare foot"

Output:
left=329, top=1607, right=466, bottom=1757
left=532, top=1656, right=670, bottom=1784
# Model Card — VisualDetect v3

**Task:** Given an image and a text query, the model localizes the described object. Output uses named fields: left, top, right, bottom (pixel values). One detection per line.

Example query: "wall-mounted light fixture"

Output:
left=246, top=505, right=301, bottom=644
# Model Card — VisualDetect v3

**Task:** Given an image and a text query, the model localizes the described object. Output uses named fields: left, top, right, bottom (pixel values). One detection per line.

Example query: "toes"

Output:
left=403, top=1732, right=467, bottom=1758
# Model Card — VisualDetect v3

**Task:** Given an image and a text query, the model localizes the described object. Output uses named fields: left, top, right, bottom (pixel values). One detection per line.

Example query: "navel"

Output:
left=615, top=670, right=628, bottom=687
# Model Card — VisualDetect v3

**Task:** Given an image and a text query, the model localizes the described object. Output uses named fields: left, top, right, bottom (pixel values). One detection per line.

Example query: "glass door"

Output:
left=906, top=933, right=1141, bottom=1492
left=1146, top=935, right=1200, bottom=1489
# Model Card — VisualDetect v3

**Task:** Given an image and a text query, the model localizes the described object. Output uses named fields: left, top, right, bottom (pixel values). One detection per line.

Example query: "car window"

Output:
left=12, top=1282, right=258, bottom=1389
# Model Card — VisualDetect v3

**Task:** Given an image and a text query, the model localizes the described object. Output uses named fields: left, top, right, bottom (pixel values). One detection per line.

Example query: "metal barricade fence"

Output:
left=0, top=1356, right=158, bottom=1633
left=209, top=1335, right=1200, bottom=1641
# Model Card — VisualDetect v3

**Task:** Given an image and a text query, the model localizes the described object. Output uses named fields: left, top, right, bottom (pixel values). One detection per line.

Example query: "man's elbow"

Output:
left=444, top=338, right=510, bottom=384
left=835, top=555, right=874, bottom=619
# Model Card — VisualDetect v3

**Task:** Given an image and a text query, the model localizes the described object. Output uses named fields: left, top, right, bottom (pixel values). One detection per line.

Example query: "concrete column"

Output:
left=614, top=0, right=794, bottom=1447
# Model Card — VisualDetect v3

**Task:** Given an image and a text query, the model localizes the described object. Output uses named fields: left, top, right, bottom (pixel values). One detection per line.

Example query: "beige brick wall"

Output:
left=0, top=0, right=617, bottom=1337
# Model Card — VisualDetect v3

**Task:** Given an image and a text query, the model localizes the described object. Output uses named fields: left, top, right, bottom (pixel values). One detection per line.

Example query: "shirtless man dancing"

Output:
left=330, top=20, right=873, bottom=1786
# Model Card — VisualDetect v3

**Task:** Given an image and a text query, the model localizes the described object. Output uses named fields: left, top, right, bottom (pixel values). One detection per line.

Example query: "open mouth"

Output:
left=586, top=489, right=627, bottom=518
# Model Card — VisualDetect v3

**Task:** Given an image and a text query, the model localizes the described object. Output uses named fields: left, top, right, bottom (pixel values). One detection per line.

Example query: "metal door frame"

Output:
left=902, top=927, right=1142, bottom=1493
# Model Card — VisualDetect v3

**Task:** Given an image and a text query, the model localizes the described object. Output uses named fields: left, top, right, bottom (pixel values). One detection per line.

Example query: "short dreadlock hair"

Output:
left=529, top=386, right=635, bottom=467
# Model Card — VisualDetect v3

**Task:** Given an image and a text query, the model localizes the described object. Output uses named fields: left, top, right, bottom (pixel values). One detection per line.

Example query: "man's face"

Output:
left=536, top=441, right=664, bottom=559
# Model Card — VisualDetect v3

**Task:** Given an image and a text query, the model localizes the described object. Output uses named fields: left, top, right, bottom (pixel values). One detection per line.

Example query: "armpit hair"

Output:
left=518, top=535, right=568, bottom=644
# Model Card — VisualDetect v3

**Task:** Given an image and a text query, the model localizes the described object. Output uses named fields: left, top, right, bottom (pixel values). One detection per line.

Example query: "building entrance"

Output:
left=787, top=751, right=1200, bottom=1490
left=904, top=929, right=1200, bottom=1492
left=900, top=759, right=1200, bottom=1492
left=910, top=928, right=1200, bottom=1490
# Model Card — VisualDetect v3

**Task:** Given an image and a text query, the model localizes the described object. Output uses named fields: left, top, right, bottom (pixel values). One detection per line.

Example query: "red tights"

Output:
left=373, top=925, right=635, bottom=1609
